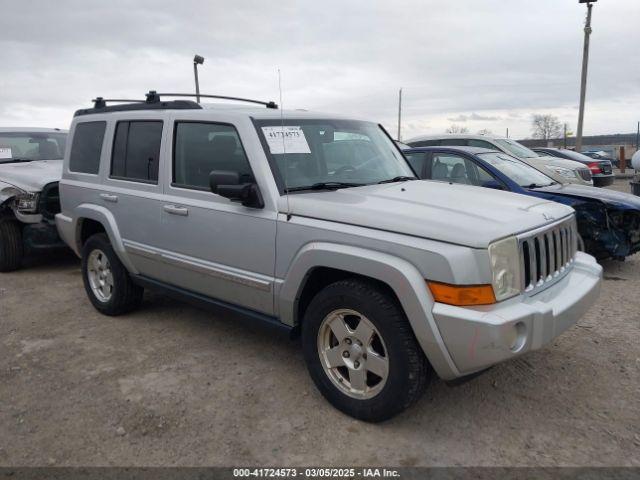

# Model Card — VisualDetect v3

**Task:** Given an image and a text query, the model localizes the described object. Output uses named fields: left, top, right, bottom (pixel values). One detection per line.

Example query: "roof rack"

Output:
left=149, top=91, right=278, bottom=109
left=74, top=90, right=278, bottom=117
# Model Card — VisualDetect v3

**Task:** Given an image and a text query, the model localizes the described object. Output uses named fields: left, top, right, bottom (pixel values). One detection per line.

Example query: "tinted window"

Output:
left=69, top=122, right=106, bottom=174
left=410, top=140, right=439, bottom=147
left=440, top=138, right=468, bottom=146
left=405, top=152, right=428, bottom=176
left=174, top=122, right=252, bottom=189
left=111, top=121, right=163, bottom=183
left=468, top=139, right=495, bottom=149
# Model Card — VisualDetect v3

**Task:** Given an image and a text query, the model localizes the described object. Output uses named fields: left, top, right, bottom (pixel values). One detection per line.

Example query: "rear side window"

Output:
left=173, top=122, right=253, bottom=189
left=410, top=140, right=439, bottom=147
left=111, top=121, right=163, bottom=183
left=440, top=138, right=468, bottom=146
left=468, top=139, right=495, bottom=149
left=69, top=121, right=106, bottom=174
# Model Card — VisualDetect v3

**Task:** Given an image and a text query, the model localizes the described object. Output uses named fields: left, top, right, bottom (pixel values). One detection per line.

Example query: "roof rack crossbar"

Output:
left=91, top=97, right=146, bottom=108
left=149, top=92, right=278, bottom=109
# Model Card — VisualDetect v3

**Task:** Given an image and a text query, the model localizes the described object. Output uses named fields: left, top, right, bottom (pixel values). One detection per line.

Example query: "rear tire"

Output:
left=81, top=233, right=143, bottom=315
left=0, top=218, right=23, bottom=272
left=302, top=278, right=429, bottom=422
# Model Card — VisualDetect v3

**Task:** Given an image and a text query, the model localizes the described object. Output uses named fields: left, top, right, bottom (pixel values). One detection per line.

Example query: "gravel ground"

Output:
left=1, top=180, right=639, bottom=467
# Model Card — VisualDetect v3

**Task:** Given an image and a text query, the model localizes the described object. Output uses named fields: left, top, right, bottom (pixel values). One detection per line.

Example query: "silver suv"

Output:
left=0, top=127, right=68, bottom=271
left=56, top=92, right=602, bottom=421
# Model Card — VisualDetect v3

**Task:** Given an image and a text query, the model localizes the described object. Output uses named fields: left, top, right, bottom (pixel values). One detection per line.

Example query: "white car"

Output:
left=0, top=127, right=68, bottom=270
left=405, top=134, right=593, bottom=186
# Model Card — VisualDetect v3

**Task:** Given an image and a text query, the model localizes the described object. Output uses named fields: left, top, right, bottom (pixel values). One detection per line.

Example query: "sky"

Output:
left=0, top=0, right=638, bottom=140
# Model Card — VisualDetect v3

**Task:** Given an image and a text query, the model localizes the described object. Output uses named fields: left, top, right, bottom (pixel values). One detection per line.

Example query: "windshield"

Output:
left=479, top=152, right=556, bottom=187
left=254, top=119, right=414, bottom=192
left=494, top=138, right=540, bottom=159
left=0, top=131, right=67, bottom=163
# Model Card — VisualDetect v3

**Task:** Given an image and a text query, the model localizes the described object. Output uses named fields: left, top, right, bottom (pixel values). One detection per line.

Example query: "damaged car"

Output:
left=0, top=127, right=68, bottom=271
left=403, top=145, right=640, bottom=260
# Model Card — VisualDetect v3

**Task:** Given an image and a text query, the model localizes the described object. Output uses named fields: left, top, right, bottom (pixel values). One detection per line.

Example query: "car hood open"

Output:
left=0, top=160, right=62, bottom=192
left=280, top=180, right=574, bottom=249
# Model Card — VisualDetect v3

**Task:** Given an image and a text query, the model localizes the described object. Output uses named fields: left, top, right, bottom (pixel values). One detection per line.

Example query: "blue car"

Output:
left=402, top=146, right=640, bottom=260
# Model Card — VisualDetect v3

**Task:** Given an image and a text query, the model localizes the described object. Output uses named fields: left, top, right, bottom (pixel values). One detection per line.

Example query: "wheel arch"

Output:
left=278, top=242, right=459, bottom=380
left=73, top=204, right=138, bottom=274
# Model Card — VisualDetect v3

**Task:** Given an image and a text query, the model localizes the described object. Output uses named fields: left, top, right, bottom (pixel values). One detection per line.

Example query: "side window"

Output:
left=430, top=153, right=493, bottom=187
left=468, top=139, right=495, bottom=149
left=404, top=152, right=427, bottom=177
left=69, top=121, right=106, bottom=174
left=173, top=122, right=252, bottom=190
left=440, top=139, right=468, bottom=146
left=111, top=121, right=163, bottom=183
left=411, top=140, right=439, bottom=147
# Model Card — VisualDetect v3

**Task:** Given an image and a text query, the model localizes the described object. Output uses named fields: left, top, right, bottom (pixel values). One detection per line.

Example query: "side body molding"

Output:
left=72, top=203, right=138, bottom=274
left=277, top=242, right=460, bottom=379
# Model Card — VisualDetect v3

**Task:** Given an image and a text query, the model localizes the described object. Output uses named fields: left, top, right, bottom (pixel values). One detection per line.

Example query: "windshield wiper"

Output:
left=525, top=182, right=556, bottom=189
left=377, top=176, right=418, bottom=184
left=285, top=182, right=366, bottom=193
left=0, top=158, right=33, bottom=163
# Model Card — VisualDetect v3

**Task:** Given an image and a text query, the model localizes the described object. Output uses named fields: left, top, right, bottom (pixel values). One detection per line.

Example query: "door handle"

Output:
left=100, top=193, right=118, bottom=203
left=163, top=205, right=189, bottom=216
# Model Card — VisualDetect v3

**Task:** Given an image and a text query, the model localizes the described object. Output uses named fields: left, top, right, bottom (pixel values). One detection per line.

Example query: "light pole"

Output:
left=397, top=88, right=403, bottom=142
left=193, top=54, right=205, bottom=103
left=575, top=0, right=596, bottom=152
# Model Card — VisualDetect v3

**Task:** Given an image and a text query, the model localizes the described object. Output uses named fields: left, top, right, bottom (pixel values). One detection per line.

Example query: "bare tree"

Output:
left=531, top=114, right=563, bottom=140
left=477, top=128, right=493, bottom=136
left=446, top=124, right=469, bottom=134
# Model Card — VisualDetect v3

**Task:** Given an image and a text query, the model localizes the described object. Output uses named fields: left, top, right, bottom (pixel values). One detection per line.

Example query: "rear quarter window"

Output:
left=68, top=121, right=106, bottom=174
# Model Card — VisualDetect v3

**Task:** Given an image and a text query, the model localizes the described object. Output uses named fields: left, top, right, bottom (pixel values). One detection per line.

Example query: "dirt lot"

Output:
left=1, top=179, right=639, bottom=467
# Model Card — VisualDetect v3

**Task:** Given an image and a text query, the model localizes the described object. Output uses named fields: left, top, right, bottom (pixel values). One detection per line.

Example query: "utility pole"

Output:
left=564, top=123, right=568, bottom=149
left=193, top=54, right=205, bottom=103
left=397, top=88, right=403, bottom=142
left=636, top=121, right=639, bottom=150
left=506, top=128, right=509, bottom=138
left=575, top=1, right=596, bottom=152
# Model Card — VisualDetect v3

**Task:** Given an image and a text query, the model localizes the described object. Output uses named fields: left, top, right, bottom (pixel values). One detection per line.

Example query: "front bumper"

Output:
left=432, top=252, right=602, bottom=376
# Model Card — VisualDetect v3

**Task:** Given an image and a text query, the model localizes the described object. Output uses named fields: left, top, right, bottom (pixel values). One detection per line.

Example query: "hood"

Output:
left=533, top=183, right=640, bottom=210
left=280, top=180, right=574, bottom=248
left=0, top=160, right=62, bottom=192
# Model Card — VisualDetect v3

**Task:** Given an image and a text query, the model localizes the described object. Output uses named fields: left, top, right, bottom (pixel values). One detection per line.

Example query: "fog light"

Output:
left=504, top=322, right=527, bottom=352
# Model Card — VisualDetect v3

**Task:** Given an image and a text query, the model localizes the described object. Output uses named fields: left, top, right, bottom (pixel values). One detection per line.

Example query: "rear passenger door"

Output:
left=101, top=118, right=167, bottom=277
left=154, top=119, right=277, bottom=315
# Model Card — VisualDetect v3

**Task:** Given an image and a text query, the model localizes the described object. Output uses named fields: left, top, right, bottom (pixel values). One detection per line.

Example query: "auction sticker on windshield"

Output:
left=0, top=147, right=12, bottom=159
left=262, top=126, right=311, bottom=154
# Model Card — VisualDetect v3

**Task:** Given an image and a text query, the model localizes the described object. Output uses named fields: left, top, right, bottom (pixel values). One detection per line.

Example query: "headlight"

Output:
left=15, top=192, right=39, bottom=213
left=545, top=165, right=577, bottom=179
left=488, top=236, right=521, bottom=301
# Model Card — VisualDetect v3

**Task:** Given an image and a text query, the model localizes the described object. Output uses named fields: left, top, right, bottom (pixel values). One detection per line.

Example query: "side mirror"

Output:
left=482, top=179, right=506, bottom=191
left=209, top=170, right=264, bottom=209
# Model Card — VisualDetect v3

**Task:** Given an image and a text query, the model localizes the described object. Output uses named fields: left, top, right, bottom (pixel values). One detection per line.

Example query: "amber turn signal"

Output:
left=427, top=281, right=496, bottom=306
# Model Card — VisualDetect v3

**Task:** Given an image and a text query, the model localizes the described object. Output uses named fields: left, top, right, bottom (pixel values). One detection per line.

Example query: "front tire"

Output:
left=81, top=233, right=143, bottom=315
left=0, top=218, right=23, bottom=272
left=302, top=278, right=429, bottom=422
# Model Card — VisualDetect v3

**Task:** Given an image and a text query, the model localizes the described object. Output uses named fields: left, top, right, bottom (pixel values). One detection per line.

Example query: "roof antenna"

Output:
left=278, top=68, right=292, bottom=221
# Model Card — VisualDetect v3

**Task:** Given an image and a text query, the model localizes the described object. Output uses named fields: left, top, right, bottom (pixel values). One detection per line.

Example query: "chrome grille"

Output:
left=578, top=168, right=592, bottom=181
left=518, top=216, right=578, bottom=294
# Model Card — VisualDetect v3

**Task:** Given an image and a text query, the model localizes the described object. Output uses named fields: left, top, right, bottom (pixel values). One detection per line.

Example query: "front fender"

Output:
left=278, top=242, right=459, bottom=379
left=72, top=204, right=138, bottom=274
